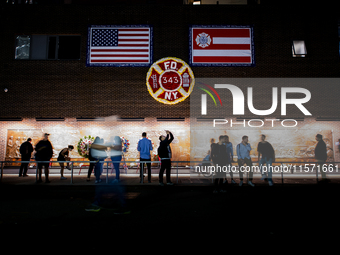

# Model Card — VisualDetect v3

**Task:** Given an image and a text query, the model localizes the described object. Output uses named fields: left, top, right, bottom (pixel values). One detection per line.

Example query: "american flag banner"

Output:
left=87, top=25, right=152, bottom=66
left=189, top=25, right=255, bottom=66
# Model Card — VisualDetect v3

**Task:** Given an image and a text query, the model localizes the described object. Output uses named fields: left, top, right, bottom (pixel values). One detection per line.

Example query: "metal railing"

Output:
left=0, top=159, right=339, bottom=185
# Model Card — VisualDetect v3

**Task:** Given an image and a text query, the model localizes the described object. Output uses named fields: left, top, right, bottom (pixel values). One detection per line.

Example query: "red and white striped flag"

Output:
left=190, top=26, right=254, bottom=66
left=87, top=25, right=152, bottom=66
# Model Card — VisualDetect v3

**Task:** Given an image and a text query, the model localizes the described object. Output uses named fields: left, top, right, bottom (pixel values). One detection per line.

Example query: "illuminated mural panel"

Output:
left=4, top=124, right=190, bottom=166
left=190, top=128, right=334, bottom=163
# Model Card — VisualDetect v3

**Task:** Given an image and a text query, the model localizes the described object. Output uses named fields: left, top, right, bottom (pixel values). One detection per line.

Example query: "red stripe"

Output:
left=91, top=49, right=149, bottom=52
left=119, top=33, right=149, bottom=36
left=193, top=56, right=251, bottom=63
left=118, top=38, right=149, bottom=42
left=192, top=28, right=250, bottom=38
left=91, top=54, right=149, bottom=58
left=192, top=44, right=251, bottom=50
left=90, top=59, right=149, bottom=63
left=119, top=28, right=149, bottom=32
left=117, top=43, right=149, bottom=47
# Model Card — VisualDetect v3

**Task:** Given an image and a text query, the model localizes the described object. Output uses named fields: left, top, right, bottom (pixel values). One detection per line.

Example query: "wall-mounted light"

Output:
left=0, top=117, right=22, bottom=121
left=76, top=117, right=105, bottom=122
left=117, top=118, right=144, bottom=122
left=316, top=117, right=340, bottom=121
left=36, top=117, right=65, bottom=121
left=157, top=118, right=185, bottom=122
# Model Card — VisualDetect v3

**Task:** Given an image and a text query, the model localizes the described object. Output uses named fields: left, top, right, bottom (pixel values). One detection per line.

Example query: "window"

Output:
left=338, top=21, right=340, bottom=57
left=15, top=36, right=30, bottom=60
left=15, top=35, right=81, bottom=60
left=292, top=40, right=307, bottom=57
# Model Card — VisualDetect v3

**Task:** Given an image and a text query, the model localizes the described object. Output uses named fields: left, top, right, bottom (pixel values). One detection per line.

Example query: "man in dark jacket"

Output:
left=157, top=130, right=174, bottom=186
left=315, top=134, right=328, bottom=182
left=19, top=138, right=33, bottom=177
left=35, top=133, right=54, bottom=183
left=211, top=135, right=229, bottom=193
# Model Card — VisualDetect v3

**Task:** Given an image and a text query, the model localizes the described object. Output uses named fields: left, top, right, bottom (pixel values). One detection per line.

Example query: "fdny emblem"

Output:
left=146, top=57, right=195, bottom=105
left=195, top=32, right=211, bottom=48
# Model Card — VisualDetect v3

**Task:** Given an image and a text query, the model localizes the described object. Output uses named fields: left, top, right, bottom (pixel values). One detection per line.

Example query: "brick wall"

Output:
left=0, top=3, right=340, bottom=119
left=1, top=3, right=340, bottom=163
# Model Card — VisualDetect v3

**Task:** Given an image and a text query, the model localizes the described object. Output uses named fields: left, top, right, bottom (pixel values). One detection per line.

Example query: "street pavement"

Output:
left=1, top=171, right=339, bottom=251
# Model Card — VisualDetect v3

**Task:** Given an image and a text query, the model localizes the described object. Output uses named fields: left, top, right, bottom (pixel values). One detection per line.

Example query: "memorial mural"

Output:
left=5, top=128, right=191, bottom=167
left=190, top=129, right=334, bottom=163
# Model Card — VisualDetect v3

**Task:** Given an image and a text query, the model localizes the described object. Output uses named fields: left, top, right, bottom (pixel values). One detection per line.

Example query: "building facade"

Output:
left=1, top=1, right=340, bottom=165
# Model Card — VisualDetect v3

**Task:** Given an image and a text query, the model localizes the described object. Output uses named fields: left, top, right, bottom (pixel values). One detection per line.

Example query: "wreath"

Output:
left=77, top=135, right=95, bottom=159
left=121, top=136, right=130, bottom=153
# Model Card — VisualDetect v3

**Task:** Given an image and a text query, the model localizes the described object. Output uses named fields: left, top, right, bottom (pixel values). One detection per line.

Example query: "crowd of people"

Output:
left=207, top=133, right=329, bottom=193
left=17, top=131, right=176, bottom=186
left=14, top=131, right=330, bottom=213
left=17, top=131, right=329, bottom=190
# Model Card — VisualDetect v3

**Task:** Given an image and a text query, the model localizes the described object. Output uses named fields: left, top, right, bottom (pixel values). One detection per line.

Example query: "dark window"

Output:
left=15, top=34, right=81, bottom=60
left=58, top=36, right=81, bottom=60
left=48, top=36, right=57, bottom=59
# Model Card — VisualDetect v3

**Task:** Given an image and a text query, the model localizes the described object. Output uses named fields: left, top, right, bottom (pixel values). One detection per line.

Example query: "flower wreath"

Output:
left=77, top=135, right=95, bottom=159
left=121, top=136, right=130, bottom=153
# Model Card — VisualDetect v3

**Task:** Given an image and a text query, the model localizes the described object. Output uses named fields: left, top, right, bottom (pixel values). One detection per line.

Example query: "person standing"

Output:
left=137, top=132, right=153, bottom=183
left=57, top=145, right=74, bottom=180
left=19, top=138, right=33, bottom=177
left=257, top=135, right=275, bottom=186
left=211, top=135, right=228, bottom=193
left=35, top=133, right=54, bottom=183
left=315, top=134, right=328, bottom=183
left=158, top=130, right=174, bottom=186
left=223, top=135, right=236, bottom=184
left=236, top=135, right=255, bottom=187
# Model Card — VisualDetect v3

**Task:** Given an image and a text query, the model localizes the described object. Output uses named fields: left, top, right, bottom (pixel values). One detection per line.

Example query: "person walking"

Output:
left=57, top=145, right=74, bottom=180
left=86, top=136, right=129, bottom=214
left=236, top=135, right=255, bottom=187
left=257, top=135, right=275, bottom=186
left=108, top=136, right=122, bottom=183
left=35, top=133, right=54, bottom=183
left=19, top=138, right=33, bottom=177
left=158, top=130, right=174, bottom=186
left=90, top=137, right=106, bottom=184
left=137, top=132, right=153, bottom=183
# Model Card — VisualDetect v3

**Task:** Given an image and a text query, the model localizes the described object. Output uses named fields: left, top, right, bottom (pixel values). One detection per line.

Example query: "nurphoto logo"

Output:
left=197, top=81, right=312, bottom=128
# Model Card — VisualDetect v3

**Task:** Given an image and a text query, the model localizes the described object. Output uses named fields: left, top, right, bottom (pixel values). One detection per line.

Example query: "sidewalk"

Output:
left=1, top=167, right=339, bottom=250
